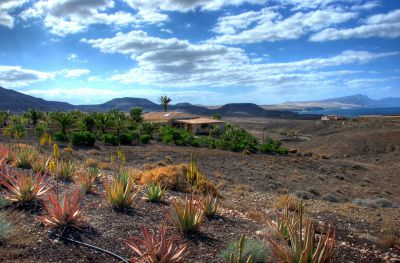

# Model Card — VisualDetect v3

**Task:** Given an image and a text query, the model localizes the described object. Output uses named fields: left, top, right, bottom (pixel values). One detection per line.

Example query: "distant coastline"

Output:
left=297, top=107, right=400, bottom=117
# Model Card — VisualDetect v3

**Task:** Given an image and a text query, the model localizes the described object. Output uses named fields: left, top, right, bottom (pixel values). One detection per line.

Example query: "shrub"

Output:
left=55, top=160, right=76, bottom=180
left=167, top=197, right=205, bottom=233
left=53, top=131, right=67, bottom=142
left=118, top=133, right=133, bottom=145
left=71, top=131, right=96, bottom=147
left=141, top=122, right=156, bottom=136
left=352, top=198, right=374, bottom=208
left=138, top=164, right=219, bottom=196
left=34, top=123, right=48, bottom=139
left=322, top=194, right=339, bottom=203
left=39, top=190, right=85, bottom=230
left=0, top=171, right=51, bottom=203
left=130, top=131, right=140, bottom=142
left=294, top=191, right=312, bottom=200
left=215, top=125, right=258, bottom=152
left=145, top=182, right=164, bottom=202
left=104, top=177, right=139, bottom=210
left=140, top=134, right=151, bottom=144
left=0, top=214, right=12, bottom=241
left=221, top=235, right=267, bottom=263
left=374, top=198, right=394, bottom=208
left=160, top=126, right=194, bottom=146
left=126, top=224, right=187, bottom=263
left=103, top=133, right=118, bottom=145
left=203, top=194, right=219, bottom=218
left=258, top=139, right=287, bottom=155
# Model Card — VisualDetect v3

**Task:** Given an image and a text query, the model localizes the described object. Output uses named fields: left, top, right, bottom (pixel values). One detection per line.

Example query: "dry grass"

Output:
left=84, top=158, right=99, bottom=169
left=231, top=184, right=251, bottom=196
left=245, top=210, right=267, bottom=224
left=137, top=164, right=219, bottom=195
left=87, top=149, right=100, bottom=155
left=273, top=194, right=301, bottom=212
left=379, top=219, right=400, bottom=248
left=98, top=162, right=113, bottom=170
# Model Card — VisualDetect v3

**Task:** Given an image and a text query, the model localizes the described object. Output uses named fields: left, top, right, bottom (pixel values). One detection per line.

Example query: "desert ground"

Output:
left=0, top=116, right=399, bottom=262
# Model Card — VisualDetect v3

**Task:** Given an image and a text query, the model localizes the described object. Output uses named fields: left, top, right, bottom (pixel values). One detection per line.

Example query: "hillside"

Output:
left=0, top=87, right=74, bottom=112
left=0, top=87, right=300, bottom=118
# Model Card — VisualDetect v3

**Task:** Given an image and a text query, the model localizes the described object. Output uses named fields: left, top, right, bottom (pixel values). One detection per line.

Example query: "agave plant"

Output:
left=54, top=160, right=76, bottom=180
left=0, top=171, right=51, bottom=203
left=202, top=194, right=219, bottom=218
left=167, top=197, right=205, bottom=233
left=12, top=146, right=33, bottom=169
left=266, top=201, right=336, bottom=263
left=126, top=224, right=187, bottom=263
left=30, top=155, right=51, bottom=175
left=104, top=177, right=140, bottom=210
left=39, top=189, right=85, bottom=230
left=145, top=182, right=165, bottom=202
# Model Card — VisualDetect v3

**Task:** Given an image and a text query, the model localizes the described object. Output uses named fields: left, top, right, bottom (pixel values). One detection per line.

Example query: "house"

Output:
left=321, top=115, right=346, bottom=121
left=143, top=112, right=225, bottom=135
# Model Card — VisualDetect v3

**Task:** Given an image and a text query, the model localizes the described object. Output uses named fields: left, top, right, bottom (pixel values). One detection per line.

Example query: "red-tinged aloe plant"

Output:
left=39, top=189, right=85, bottom=230
left=0, top=170, right=51, bottom=203
left=126, top=224, right=187, bottom=263
left=167, top=197, right=205, bottom=233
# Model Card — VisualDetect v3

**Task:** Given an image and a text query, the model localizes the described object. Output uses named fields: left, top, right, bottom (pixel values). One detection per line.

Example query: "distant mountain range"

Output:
left=263, top=94, right=400, bottom=111
left=0, top=87, right=299, bottom=118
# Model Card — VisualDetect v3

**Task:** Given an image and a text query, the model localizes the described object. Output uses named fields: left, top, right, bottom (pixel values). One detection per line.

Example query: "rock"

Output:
left=288, top=148, right=297, bottom=154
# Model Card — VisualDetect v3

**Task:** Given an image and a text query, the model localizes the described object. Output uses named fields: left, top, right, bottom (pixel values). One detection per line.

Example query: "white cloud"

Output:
left=59, top=69, right=91, bottom=78
left=21, top=0, right=137, bottom=36
left=310, top=9, right=400, bottom=41
left=160, top=28, right=173, bottom=34
left=67, top=53, right=87, bottom=63
left=0, top=0, right=28, bottom=28
left=82, top=30, right=397, bottom=90
left=0, top=65, right=54, bottom=87
left=210, top=7, right=358, bottom=44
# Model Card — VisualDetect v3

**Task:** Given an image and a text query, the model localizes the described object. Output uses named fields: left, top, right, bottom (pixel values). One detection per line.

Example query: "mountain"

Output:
left=0, top=87, right=301, bottom=118
left=0, top=87, right=74, bottom=112
left=264, top=94, right=400, bottom=110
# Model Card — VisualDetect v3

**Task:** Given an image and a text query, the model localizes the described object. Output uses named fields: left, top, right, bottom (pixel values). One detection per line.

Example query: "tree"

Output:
left=109, top=109, right=127, bottom=136
left=81, top=114, right=96, bottom=132
left=93, top=112, right=113, bottom=134
left=159, top=96, right=172, bottom=112
left=0, top=111, right=10, bottom=127
left=129, top=107, right=143, bottom=124
left=25, top=108, right=42, bottom=126
left=50, top=111, right=75, bottom=137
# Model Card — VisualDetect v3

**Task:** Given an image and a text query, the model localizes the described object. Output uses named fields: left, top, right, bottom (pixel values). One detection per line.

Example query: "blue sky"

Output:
left=0, top=0, right=399, bottom=105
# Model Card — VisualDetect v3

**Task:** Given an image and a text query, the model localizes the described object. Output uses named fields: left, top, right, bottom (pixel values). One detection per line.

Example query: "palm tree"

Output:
left=0, top=111, right=10, bottom=127
left=25, top=108, right=42, bottom=126
left=93, top=112, right=113, bottom=134
left=159, top=96, right=172, bottom=112
left=49, top=111, right=75, bottom=137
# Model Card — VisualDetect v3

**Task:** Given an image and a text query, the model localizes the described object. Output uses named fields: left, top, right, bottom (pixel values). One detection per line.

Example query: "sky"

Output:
left=0, top=0, right=399, bottom=105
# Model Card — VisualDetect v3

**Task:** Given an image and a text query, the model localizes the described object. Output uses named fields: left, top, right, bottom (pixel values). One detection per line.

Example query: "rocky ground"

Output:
left=0, top=116, right=399, bottom=262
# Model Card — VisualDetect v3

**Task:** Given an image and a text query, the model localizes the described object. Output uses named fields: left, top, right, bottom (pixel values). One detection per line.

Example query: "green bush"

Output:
left=214, top=125, right=258, bottom=152
left=259, top=138, right=287, bottom=155
left=53, top=131, right=67, bottom=142
left=103, top=133, right=118, bottom=145
left=71, top=131, right=96, bottom=146
left=0, top=214, right=11, bottom=241
left=160, top=126, right=194, bottom=146
left=34, top=123, right=48, bottom=138
left=118, top=133, right=133, bottom=145
left=141, top=122, right=156, bottom=135
left=221, top=236, right=268, bottom=263
left=140, top=134, right=151, bottom=144
left=130, top=131, right=140, bottom=142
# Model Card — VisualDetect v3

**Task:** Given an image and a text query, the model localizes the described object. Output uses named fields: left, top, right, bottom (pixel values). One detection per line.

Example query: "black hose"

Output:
left=47, top=230, right=129, bottom=263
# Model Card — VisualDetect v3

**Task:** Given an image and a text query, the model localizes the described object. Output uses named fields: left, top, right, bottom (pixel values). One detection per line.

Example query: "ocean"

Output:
left=298, top=107, right=400, bottom=117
